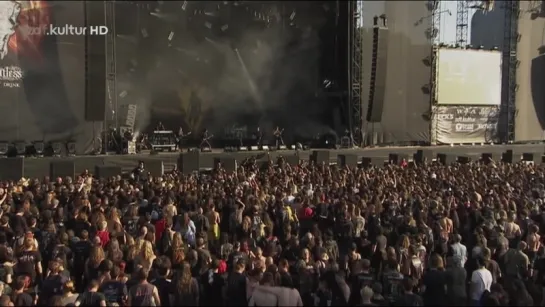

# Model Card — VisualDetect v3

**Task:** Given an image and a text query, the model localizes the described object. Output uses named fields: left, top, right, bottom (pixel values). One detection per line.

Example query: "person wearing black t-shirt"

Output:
left=76, top=280, right=107, bottom=307
left=151, top=257, right=173, bottom=307
left=349, top=259, right=375, bottom=305
left=394, top=278, right=423, bottom=306
left=200, top=258, right=226, bottom=306
left=72, top=230, right=92, bottom=292
left=226, top=260, right=247, bottom=306
left=11, top=276, right=33, bottom=307
left=99, top=266, right=128, bottom=306
left=15, top=238, right=41, bottom=283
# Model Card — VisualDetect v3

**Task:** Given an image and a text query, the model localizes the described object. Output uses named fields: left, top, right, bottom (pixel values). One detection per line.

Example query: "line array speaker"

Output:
left=366, top=24, right=389, bottom=123
left=84, top=1, right=107, bottom=122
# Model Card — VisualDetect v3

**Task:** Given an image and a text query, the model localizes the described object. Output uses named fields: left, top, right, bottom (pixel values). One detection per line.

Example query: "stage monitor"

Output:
left=436, top=49, right=502, bottom=106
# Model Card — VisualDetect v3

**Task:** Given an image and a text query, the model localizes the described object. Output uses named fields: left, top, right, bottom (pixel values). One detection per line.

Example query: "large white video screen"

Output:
left=436, top=49, right=502, bottom=105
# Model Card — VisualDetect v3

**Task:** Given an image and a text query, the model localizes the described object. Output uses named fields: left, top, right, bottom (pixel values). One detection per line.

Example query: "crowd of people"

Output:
left=0, top=154, right=542, bottom=306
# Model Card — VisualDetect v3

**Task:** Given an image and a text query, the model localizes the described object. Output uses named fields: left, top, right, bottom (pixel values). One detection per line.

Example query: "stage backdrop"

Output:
left=432, top=105, right=499, bottom=144
left=0, top=1, right=92, bottom=152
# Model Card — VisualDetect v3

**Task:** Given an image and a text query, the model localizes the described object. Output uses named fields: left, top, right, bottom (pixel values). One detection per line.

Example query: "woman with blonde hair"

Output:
left=135, top=240, right=156, bottom=271
left=85, top=245, right=105, bottom=283
left=170, top=233, right=187, bottom=270
left=15, top=237, right=41, bottom=283
left=106, top=238, right=124, bottom=264
left=107, top=208, right=122, bottom=233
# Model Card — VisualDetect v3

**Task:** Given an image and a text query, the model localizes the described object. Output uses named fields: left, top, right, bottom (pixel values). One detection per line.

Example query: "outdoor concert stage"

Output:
left=16, top=143, right=545, bottom=178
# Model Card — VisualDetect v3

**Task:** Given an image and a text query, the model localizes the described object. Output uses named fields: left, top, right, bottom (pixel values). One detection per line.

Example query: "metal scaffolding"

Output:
left=349, top=0, right=363, bottom=146
left=105, top=1, right=118, bottom=131
left=456, top=1, right=469, bottom=45
left=430, top=1, right=441, bottom=101
left=502, top=1, right=519, bottom=142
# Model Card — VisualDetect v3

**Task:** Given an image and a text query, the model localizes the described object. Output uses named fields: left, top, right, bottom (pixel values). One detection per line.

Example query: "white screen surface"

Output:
left=436, top=49, right=502, bottom=105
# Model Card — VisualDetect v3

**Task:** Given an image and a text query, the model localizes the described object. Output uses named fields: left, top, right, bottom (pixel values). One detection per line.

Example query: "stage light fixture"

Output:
left=33, top=141, right=45, bottom=156
left=66, top=141, right=76, bottom=156
left=0, top=142, right=8, bottom=156
left=14, top=142, right=26, bottom=157
left=52, top=142, right=63, bottom=157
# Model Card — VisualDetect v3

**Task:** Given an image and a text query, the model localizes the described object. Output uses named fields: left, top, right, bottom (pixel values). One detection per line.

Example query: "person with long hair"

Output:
left=172, top=262, right=199, bottom=306
left=106, top=238, right=124, bottom=265
left=170, top=233, right=187, bottom=270
left=135, top=240, right=156, bottom=271
left=422, top=253, right=447, bottom=306
left=15, top=237, right=42, bottom=284
left=85, top=245, right=105, bottom=283
left=59, top=280, right=79, bottom=306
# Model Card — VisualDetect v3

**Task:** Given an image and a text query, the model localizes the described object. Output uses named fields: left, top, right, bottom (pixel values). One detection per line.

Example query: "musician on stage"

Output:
left=200, top=128, right=212, bottom=149
left=273, top=126, right=284, bottom=147
left=255, top=127, right=263, bottom=146
left=156, top=121, right=165, bottom=130
left=178, top=127, right=192, bottom=150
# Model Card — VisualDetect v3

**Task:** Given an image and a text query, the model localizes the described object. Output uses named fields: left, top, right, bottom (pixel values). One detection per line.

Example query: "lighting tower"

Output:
left=349, top=0, right=363, bottom=146
left=456, top=0, right=469, bottom=45
left=105, top=1, right=118, bottom=131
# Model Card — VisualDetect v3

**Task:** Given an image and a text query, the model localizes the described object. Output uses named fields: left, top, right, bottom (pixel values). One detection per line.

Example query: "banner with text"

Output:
left=433, top=105, right=499, bottom=144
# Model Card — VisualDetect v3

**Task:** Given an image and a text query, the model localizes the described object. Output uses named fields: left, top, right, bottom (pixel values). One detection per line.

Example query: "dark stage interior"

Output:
left=114, top=1, right=351, bottom=146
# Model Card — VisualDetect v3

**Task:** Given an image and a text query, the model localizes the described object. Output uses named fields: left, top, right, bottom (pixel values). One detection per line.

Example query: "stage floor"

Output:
left=18, top=143, right=545, bottom=178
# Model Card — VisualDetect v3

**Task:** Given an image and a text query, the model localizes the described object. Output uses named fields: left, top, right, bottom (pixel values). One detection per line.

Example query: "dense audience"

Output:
left=0, top=155, right=542, bottom=306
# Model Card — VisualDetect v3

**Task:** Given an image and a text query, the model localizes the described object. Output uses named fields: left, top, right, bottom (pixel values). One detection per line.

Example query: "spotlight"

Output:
left=0, top=142, right=8, bottom=156
left=52, top=142, right=63, bottom=157
left=14, top=141, right=26, bottom=157
left=66, top=141, right=76, bottom=156
left=33, top=141, right=45, bottom=157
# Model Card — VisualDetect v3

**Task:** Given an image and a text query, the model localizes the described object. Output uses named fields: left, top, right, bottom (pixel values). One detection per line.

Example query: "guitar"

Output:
left=273, top=129, right=284, bottom=137
left=178, top=128, right=192, bottom=138
left=202, top=134, right=214, bottom=141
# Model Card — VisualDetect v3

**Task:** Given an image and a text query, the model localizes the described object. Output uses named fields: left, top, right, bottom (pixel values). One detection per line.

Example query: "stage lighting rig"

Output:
left=66, top=141, right=76, bottom=156
left=0, top=142, right=8, bottom=157
left=33, top=141, right=45, bottom=157
left=51, top=142, right=63, bottom=157
left=14, top=141, right=26, bottom=157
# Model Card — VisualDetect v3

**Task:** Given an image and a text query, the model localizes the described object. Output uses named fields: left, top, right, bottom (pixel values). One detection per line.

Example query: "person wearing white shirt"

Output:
left=450, top=234, right=467, bottom=268
left=470, top=256, right=493, bottom=306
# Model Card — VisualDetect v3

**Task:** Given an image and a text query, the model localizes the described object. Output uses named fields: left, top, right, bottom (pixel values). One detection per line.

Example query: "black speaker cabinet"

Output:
left=414, top=150, right=434, bottom=164
left=481, top=153, right=501, bottom=163
left=502, top=150, right=521, bottom=163
left=0, top=158, right=24, bottom=181
left=178, top=152, right=200, bottom=174
left=437, top=153, right=456, bottom=165
left=50, top=160, right=75, bottom=179
left=362, top=157, right=386, bottom=168
left=338, top=154, right=358, bottom=168
left=457, top=155, right=472, bottom=164
left=94, top=165, right=122, bottom=179
left=389, top=153, right=410, bottom=164
left=146, top=160, right=164, bottom=177
left=214, top=158, right=237, bottom=173
left=281, top=154, right=300, bottom=166
left=311, top=150, right=330, bottom=165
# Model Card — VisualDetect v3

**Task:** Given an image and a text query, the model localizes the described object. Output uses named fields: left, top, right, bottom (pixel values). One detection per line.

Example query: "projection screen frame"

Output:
left=435, top=48, right=502, bottom=106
